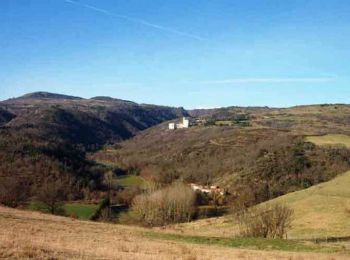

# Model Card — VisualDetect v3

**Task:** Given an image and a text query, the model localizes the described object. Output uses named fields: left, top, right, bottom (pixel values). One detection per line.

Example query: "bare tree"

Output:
left=35, top=179, right=69, bottom=215
left=103, top=171, right=114, bottom=218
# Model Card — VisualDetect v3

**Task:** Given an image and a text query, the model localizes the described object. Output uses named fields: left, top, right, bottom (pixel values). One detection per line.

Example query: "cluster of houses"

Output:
left=190, top=183, right=225, bottom=196
left=168, top=117, right=190, bottom=130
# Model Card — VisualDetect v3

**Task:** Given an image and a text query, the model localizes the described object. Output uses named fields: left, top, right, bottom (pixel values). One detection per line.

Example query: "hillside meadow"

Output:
left=166, top=170, right=350, bottom=245
left=0, top=206, right=349, bottom=260
left=306, top=134, right=350, bottom=149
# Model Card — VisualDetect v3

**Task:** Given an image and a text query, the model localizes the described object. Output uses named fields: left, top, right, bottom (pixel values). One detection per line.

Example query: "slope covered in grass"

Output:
left=0, top=206, right=349, bottom=259
left=263, top=170, right=350, bottom=239
left=170, top=171, right=350, bottom=241
left=307, top=134, right=350, bottom=148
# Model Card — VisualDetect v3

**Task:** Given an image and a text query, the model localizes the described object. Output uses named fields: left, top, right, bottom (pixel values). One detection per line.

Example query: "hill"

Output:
left=93, top=105, right=350, bottom=206
left=263, top=170, right=350, bottom=239
left=0, top=92, right=188, bottom=200
left=189, top=104, right=350, bottom=135
left=171, top=170, right=350, bottom=243
left=0, top=206, right=348, bottom=259
left=1, top=91, right=188, bottom=146
left=16, top=91, right=83, bottom=100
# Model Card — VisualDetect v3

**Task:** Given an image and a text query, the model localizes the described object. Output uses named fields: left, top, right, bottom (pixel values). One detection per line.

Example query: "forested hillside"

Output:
left=0, top=92, right=187, bottom=202
left=93, top=104, right=350, bottom=207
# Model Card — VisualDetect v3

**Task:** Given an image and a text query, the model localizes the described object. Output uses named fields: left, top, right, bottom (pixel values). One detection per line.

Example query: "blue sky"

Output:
left=1, top=0, right=349, bottom=108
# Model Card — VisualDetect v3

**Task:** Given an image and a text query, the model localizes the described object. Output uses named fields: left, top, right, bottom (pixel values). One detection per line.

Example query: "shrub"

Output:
left=131, top=182, right=196, bottom=226
left=204, top=118, right=216, bottom=126
left=237, top=203, right=294, bottom=239
left=90, top=197, right=110, bottom=221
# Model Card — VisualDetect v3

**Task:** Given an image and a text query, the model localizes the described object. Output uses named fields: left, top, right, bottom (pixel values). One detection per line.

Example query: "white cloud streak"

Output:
left=64, top=0, right=205, bottom=41
left=199, top=77, right=334, bottom=84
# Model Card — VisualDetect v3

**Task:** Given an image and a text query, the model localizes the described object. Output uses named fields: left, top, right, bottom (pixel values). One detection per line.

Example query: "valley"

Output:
left=1, top=92, right=350, bottom=259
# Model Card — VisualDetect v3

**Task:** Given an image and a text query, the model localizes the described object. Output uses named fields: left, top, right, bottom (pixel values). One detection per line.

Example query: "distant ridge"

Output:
left=90, top=96, right=137, bottom=104
left=12, top=91, right=83, bottom=101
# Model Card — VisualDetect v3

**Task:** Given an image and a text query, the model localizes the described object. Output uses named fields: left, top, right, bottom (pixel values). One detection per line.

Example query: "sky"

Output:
left=1, top=0, right=350, bottom=108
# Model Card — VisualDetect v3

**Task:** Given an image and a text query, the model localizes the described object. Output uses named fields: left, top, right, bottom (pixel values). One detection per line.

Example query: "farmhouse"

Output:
left=190, top=183, right=225, bottom=195
left=169, top=117, right=190, bottom=130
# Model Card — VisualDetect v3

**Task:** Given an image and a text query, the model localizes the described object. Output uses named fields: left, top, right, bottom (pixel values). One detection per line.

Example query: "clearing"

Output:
left=63, top=203, right=98, bottom=220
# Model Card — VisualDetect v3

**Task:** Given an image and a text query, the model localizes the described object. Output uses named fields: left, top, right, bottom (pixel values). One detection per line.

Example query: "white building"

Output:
left=182, top=117, right=189, bottom=128
left=169, top=117, right=190, bottom=130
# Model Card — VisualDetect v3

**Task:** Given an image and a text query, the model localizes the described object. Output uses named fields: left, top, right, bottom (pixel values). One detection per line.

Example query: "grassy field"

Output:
left=306, top=134, right=350, bottom=148
left=172, top=171, right=350, bottom=242
left=28, top=202, right=98, bottom=220
left=114, top=174, right=145, bottom=187
left=145, top=232, right=349, bottom=254
left=0, top=206, right=349, bottom=259
left=63, top=203, right=98, bottom=220
left=263, top=170, right=350, bottom=239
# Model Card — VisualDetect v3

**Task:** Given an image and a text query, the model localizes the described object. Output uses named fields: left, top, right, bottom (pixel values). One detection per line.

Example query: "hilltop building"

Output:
left=169, top=117, right=190, bottom=130
left=168, top=123, right=175, bottom=130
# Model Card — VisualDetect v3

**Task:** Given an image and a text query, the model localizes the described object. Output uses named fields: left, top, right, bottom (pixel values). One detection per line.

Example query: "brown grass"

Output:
left=0, top=206, right=347, bottom=259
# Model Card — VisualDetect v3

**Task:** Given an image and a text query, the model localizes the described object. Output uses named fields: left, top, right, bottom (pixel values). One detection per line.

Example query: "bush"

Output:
left=237, top=203, right=294, bottom=239
left=131, top=182, right=196, bottom=226
left=90, top=197, right=110, bottom=221
left=204, top=118, right=216, bottom=126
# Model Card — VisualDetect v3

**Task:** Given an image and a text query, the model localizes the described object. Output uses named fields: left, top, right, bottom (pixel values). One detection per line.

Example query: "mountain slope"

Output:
left=1, top=91, right=188, bottom=146
left=164, top=170, right=350, bottom=241
left=262, top=170, right=350, bottom=239
left=95, top=123, right=350, bottom=202
left=0, top=92, right=188, bottom=197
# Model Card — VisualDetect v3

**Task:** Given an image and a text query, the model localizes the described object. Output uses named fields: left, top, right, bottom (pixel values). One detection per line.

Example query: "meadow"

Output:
left=306, top=134, right=350, bottom=148
left=1, top=206, right=349, bottom=259
left=63, top=203, right=98, bottom=220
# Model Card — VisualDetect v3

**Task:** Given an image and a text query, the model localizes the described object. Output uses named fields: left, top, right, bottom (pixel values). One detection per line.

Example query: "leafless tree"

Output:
left=35, top=179, right=69, bottom=215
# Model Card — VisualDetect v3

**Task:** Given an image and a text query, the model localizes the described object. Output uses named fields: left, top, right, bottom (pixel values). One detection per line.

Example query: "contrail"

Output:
left=64, top=0, right=205, bottom=41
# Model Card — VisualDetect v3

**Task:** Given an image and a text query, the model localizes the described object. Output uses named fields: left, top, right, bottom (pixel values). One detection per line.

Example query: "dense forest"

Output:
left=0, top=92, right=187, bottom=205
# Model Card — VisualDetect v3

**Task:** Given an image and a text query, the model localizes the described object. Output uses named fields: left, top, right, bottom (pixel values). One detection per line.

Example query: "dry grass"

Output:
left=306, top=134, right=350, bottom=148
left=264, top=170, right=350, bottom=239
left=174, top=171, right=350, bottom=242
left=0, top=206, right=346, bottom=259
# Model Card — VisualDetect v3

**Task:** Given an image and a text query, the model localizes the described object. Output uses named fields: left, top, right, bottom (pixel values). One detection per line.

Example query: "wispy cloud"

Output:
left=64, top=0, right=205, bottom=41
left=199, top=77, right=334, bottom=84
